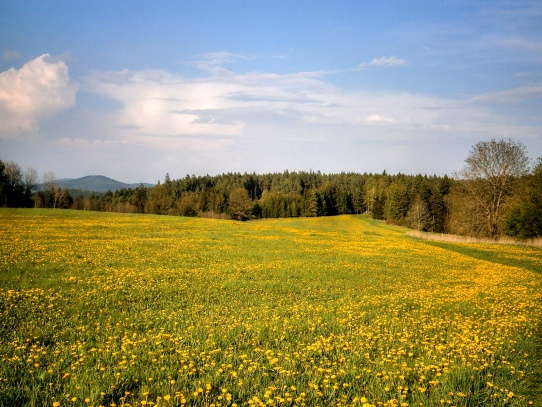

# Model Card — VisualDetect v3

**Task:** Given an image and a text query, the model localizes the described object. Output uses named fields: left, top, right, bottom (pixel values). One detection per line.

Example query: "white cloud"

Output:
left=466, top=83, right=542, bottom=104
left=370, top=56, right=407, bottom=67
left=365, top=113, right=396, bottom=124
left=360, top=56, right=408, bottom=69
left=84, top=57, right=540, bottom=164
left=58, top=137, right=127, bottom=146
left=87, top=69, right=247, bottom=138
left=192, top=51, right=248, bottom=74
left=0, top=54, right=78, bottom=136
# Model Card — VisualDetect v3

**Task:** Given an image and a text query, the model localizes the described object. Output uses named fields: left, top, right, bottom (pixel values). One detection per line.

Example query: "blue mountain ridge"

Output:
left=55, top=175, right=154, bottom=193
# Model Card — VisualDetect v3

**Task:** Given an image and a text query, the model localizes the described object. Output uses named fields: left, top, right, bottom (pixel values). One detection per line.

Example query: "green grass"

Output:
left=1, top=209, right=541, bottom=407
left=422, top=240, right=542, bottom=275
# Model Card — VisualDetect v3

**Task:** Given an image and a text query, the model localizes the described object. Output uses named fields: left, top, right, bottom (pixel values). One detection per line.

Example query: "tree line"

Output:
left=1, top=139, right=541, bottom=239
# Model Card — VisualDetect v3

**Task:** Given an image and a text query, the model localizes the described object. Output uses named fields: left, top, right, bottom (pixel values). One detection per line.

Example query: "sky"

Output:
left=1, top=1, right=541, bottom=183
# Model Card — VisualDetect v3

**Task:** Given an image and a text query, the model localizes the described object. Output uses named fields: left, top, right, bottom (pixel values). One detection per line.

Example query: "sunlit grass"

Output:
left=1, top=209, right=541, bottom=407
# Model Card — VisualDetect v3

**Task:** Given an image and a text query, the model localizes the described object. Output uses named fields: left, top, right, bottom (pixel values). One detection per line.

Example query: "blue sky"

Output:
left=1, top=1, right=541, bottom=183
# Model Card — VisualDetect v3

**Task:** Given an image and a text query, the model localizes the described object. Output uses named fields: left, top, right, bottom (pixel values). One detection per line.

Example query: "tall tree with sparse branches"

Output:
left=456, top=138, right=530, bottom=238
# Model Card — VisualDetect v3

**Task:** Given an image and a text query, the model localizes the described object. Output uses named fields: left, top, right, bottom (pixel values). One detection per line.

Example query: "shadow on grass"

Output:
left=0, top=389, right=29, bottom=407
left=419, top=240, right=542, bottom=404
left=100, top=377, right=141, bottom=406
left=421, top=241, right=542, bottom=275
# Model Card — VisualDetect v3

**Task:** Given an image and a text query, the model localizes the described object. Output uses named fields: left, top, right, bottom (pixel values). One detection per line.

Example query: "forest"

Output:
left=1, top=139, right=541, bottom=239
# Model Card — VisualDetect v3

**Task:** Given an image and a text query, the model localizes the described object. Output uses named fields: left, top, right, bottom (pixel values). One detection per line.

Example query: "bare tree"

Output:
left=4, top=161, right=23, bottom=187
left=456, top=139, right=530, bottom=238
left=42, top=170, right=72, bottom=208
left=24, top=167, right=39, bottom=199
left=406, top=195, right=430, bottom=231
left=42, top=170, right=59, bottom=208
left=42, top=170, right=56, bottom=189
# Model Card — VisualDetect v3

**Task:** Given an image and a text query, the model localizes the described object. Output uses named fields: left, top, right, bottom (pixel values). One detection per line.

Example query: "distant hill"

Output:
left=55, top=175, right=154, bottom=193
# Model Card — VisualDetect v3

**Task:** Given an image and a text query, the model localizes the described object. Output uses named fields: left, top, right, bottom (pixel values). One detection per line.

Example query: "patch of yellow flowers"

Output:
left=0, top=209, right=541, bottom=406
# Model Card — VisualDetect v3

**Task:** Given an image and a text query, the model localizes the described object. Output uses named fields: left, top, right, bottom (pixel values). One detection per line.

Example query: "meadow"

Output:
left=1, top=209, right=541, bottom=407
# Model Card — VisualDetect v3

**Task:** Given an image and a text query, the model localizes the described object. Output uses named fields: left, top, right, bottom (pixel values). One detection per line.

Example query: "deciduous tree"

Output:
left=456, top=139, right=530, bottom=238
left=406, top=195, right=430, bottom=231
left=228, top=188, right=253, bottom=220
left=146, top=184, right=174, bottom=215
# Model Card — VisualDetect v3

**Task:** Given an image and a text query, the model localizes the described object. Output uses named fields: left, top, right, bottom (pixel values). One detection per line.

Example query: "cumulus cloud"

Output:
left=0, top=54, right=78, bottom=136
left=87, top=69, right=247, bottom=138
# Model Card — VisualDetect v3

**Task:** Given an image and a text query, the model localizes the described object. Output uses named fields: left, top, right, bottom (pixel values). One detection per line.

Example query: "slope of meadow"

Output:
left=1, top=209, right=541, bottom=407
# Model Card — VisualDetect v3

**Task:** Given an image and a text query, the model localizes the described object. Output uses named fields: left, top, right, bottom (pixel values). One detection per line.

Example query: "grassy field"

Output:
left=1, top=209, right=541, bottom=407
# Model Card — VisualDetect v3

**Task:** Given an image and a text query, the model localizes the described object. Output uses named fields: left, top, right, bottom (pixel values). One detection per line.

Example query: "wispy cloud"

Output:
left=58, top=137, right=127, bottom=146
left=365, top=113, right=396, bottom=124
left=358, top=56, right=408, bottom=70
left=474, top=34, right=542, bottom=53
left=192, top=51, right=248, bottom=74
left=0, top=54, right=78, bottom=137
left=83, top=54, right=537, bottom=154
left=466, top=83, right=542, bottom=104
